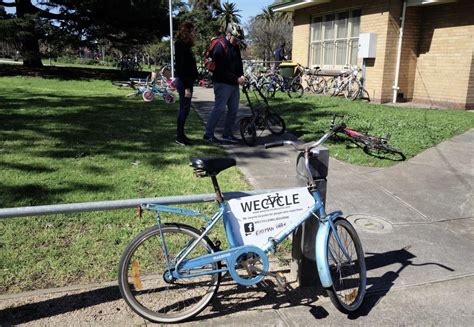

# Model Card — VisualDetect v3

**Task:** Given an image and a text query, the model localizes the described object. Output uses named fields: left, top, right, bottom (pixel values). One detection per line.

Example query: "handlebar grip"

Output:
left=331, top=123, right=346, bottom=133
left=265, top=141, right=284, bottom=149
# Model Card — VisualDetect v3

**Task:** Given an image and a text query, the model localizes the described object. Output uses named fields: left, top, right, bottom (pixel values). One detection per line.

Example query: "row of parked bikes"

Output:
left=244, top=62, right=370, bottom=101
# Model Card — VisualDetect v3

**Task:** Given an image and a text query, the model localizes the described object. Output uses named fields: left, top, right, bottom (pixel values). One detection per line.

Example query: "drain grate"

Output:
left=348, top=215, right=393, bottom=234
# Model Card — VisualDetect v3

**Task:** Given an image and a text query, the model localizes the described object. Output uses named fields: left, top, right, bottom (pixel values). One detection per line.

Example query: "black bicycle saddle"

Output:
left=190, top=157, right=236, bottom=177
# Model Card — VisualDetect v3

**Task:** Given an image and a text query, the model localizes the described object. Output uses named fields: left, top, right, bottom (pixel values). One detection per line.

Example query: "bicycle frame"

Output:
left=145, top=184, right=346, bottom=288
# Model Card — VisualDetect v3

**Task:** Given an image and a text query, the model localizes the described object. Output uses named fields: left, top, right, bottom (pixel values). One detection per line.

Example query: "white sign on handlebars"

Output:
left=225, top=188, right=316, bottom=248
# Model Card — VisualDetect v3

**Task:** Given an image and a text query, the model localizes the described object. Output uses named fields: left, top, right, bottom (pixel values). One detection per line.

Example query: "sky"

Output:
left=236, top=0, right=276, bottom=24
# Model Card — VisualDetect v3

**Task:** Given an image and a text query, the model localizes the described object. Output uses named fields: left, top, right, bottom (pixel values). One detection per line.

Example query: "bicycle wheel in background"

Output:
left=310, top=76, right=327, bottom=94
left=324, top=77, right=337, bottom=96
left=118, top=224, right=221, bottom=323
left=142, top=89, right=154, bottom=102
left=345, top=80, right=361, bottom=100
left=325, top=218, right=366, bottom=313
left=265, top=113, right=286, bottom=135
left=367, top=142, right=406, bottom=161
left=240, top=117, right=257, bottom=146
left=260, top=82, right=276, bottom=99
left=288, top=83, right=304, bottom=98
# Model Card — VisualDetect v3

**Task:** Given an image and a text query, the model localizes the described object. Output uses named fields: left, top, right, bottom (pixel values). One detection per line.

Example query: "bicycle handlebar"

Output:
left=265, top=123, right=345, bottom=153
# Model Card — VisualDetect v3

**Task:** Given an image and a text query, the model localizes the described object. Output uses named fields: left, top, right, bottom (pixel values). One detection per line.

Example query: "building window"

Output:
left=310, top=9, right=361, bottom=69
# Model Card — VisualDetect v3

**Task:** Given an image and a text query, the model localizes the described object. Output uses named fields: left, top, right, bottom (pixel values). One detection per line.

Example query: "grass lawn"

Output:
left=265, top=92, right=474, bottom=167
left=0, top=75, right=249, bottom=293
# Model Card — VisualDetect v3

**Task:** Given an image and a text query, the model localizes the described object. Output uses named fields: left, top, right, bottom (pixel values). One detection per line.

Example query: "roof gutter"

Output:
left=271, top=0, right=332, bottom=13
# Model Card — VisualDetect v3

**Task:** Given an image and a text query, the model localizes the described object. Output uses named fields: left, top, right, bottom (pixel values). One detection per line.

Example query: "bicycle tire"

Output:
left=324, top=77, right=337, bottom=96
left=118, top=223, right=221, bottom=323
left=240, top=117, right=257, bottom=146
left=260, top=82, right=276, bottom=99
left=325, top=218, right=366, bottom=313
left=142, top=89, right=154, bottom=102
left=288, top=83, right=304, bottom=98
left=311, top=76, right=327, bottom=94
left=371, top=143, right=406, bottom=161
left=345, top=80, right=361, bottom=100
left=265, top=112, right=286, bottom=135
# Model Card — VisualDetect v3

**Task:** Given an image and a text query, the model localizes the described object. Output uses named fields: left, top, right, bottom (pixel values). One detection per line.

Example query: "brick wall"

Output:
left=411, top=1, right=474, bottom=109
left=290, top=0, right=474, bottom=108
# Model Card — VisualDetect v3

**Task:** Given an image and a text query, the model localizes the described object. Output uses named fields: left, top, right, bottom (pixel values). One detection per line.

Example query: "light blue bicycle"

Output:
left=118, top=123, right=367, bottom=323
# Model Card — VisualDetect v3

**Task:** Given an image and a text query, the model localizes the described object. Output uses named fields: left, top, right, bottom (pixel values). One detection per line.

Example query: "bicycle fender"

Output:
left=315, top=211, right=343, bottom=288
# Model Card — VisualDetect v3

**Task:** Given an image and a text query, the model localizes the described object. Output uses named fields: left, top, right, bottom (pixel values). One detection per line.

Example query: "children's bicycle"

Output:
left=117, top=123, right=367, bottom=323
left=331, top=114, right=406, bottom=160
left=239, top=79, right=286, bottom=146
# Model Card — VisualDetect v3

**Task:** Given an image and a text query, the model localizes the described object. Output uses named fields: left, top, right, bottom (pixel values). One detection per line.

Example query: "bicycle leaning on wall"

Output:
left=117, top=123, right=367, bottom=323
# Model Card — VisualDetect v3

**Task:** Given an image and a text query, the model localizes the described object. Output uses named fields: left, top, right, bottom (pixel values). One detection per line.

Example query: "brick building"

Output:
left=272, top=0, right=474, bottom=109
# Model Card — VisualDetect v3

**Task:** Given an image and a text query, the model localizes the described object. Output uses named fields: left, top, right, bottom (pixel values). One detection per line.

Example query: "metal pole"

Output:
left=0, top=189, right=289, bottom=219
left=169, top=0, right=175, bottom=79
left=393, top=0, right=407, bottom=103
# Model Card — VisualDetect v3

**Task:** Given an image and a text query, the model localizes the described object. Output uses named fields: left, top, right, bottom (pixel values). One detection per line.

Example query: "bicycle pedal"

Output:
left=275, top=272, right=288, bottom=292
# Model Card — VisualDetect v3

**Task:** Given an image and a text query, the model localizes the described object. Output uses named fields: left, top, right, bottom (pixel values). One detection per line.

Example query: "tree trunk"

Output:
left=21, top=33, right=43, bottom=67
left=17, top=0, right=43, bottom=68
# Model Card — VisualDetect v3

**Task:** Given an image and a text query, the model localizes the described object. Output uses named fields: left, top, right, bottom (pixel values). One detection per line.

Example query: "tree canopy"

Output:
left=0, top=0, right=170, bottom=67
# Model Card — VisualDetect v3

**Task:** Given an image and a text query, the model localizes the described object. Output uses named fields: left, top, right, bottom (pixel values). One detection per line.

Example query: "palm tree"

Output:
left=214, top=1, right=241, bottom=31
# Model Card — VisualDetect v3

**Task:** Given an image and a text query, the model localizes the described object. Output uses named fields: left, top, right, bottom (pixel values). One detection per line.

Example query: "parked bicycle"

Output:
left=239, top=79, right=286, bottom=146
left=117, top=123, right=367, bottom=323
left=304, top=66, right=327, bottom=94
left=325, top=66, right=360, bottom=100
left=261, top=63, right=304, bottom=99
left=331, top=114, right=406, bottom=160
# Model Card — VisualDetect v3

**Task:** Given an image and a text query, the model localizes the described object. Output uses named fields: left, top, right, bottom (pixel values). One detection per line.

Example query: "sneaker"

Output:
left=222, top=135, right=239, bottom=143
left=203, top=135, right=220, bottom=144
left=175, top=138, right=192, bottom=146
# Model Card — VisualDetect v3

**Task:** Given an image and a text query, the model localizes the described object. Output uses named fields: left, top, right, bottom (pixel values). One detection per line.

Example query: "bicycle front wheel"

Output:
left=118, top=224, right=221, bottom=323
left=265, top=112, right=286, bottom=135
left=326, top=218, right=366, bottom=313
left=260, top=82, right=276, bottom=99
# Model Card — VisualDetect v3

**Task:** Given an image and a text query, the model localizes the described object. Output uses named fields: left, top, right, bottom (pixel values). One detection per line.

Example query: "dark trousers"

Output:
left=175, top=78, right=193, bottom=139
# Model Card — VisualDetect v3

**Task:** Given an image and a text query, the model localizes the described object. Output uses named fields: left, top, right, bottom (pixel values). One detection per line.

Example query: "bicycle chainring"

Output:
left=228, top=245, right=269, bottom=286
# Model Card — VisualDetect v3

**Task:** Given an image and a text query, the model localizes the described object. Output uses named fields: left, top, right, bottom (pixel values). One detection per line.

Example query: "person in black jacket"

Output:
left=274, top=42, right=286, bottom=69
left=174, top=22, right=199, bottom=146
left=203, top=22, right=246, bottom=144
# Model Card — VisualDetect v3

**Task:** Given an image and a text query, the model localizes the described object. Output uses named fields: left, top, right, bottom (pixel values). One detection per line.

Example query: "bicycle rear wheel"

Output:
left=310, top=76, right=327, bottom=94
left=240, top=117, right=257, bottom=146
left=265, top=112, right=286, bottom=135
left=366, top=142, right=406, bottom=161
left=326, top=218, right=366, bottom=313
left=288, top=83, right=304, bottom=98
left=118, top=224, right=221, bottom=323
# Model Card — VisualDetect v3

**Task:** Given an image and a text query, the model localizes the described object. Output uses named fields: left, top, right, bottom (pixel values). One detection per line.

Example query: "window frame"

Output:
left=310, top=9, right=361, bottom=69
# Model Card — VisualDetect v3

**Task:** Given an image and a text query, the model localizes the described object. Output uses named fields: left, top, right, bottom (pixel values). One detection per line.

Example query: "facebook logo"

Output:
left=244, top=222, right=255, bottom=235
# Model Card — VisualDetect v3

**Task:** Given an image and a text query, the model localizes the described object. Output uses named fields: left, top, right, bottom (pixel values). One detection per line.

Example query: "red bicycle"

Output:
left=331, top=114, right=406, bottom=161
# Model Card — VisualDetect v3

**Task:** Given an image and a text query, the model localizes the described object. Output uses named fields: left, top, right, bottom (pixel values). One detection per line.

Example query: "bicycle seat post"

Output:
left=211, top=176, right=224, bottom=204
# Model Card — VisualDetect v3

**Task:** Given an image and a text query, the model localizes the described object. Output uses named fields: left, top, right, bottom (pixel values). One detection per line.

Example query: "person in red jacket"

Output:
left=174, top=22, right=199, bottom=146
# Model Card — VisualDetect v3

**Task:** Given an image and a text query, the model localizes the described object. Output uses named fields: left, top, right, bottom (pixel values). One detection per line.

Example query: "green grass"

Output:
left=265, top=93, right=474, bottom=167
left=0, top=76, right=249, bottom=293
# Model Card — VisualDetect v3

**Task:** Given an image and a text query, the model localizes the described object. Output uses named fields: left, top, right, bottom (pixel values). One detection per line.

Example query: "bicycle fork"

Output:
left=315, top=211, right=352, bottom=288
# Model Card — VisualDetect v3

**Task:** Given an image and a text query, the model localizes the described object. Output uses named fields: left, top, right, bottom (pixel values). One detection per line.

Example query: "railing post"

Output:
left=291, top=146, right=329, bottom=286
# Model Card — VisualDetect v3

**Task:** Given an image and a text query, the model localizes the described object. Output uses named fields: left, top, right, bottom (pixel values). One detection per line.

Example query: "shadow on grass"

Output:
left=0, top=63, right=149, bottom=81
left=0, top=86, right=216, bottom=207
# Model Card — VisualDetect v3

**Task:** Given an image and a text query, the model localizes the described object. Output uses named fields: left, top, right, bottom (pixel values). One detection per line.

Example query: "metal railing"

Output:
left=0, top=189, right=284, bottom=220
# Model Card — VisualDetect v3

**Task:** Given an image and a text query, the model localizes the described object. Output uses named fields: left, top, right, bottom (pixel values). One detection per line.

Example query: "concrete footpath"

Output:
left=1, top=87, right=473, bottom=326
